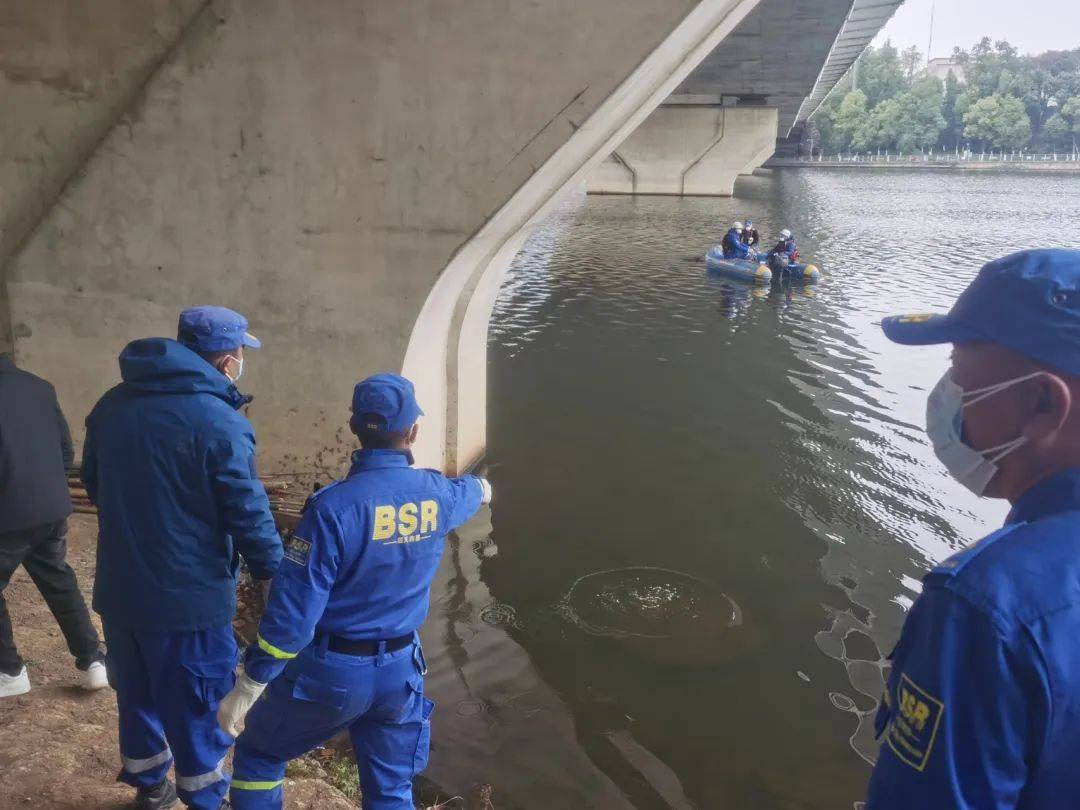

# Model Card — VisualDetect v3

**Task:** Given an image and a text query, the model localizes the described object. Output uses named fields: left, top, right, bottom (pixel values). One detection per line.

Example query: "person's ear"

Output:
left=348, top=414, right=361, bottom=438
left=1022, top=374, right=1071, bottom=444
left=407, top=422, right=420, bottom=446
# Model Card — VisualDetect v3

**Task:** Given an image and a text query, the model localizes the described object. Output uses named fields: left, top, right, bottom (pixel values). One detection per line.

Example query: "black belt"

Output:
left=326, top=633, right=413, bottom=656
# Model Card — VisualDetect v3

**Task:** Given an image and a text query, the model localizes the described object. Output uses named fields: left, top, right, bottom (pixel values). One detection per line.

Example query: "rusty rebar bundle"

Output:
left=67, top=468, right=310, bottom=530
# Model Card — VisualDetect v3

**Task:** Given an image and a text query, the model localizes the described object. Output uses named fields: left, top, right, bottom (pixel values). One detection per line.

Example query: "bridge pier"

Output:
left=587, top=104, right=778, bottom=196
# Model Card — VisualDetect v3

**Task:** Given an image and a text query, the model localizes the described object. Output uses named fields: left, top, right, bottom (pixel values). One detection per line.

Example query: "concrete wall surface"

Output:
left=2, top=0, right=766, bottom=473
left=0, top=0, right=206, bottom=356
left=587, top=105, right=778, bottom=196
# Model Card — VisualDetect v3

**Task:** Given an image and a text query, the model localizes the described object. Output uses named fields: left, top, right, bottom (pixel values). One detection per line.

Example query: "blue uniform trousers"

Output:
left=231, top=638, right=433, bottom=810
left=103, top=622, right=237, bottom=809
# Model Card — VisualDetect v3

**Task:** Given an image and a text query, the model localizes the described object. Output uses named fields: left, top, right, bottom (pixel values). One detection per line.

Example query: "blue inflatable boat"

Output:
left=705, top=246, right=821, bottom=284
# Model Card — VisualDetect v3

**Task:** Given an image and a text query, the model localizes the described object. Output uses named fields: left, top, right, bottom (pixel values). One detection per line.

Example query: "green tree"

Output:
left=857, top=42, right=909, bottom=108
left=894, top=77, right=947, bottom=151
left=1051, top=96, right=1080, bottom=152
left=1044, top=113, right=1072, bottom=149
left=808, top=40, right=1080, bottom=155
left=963, top=94, right=1032, bottom=150
left=999, top=63, right=1053, bottom=138
left=941, top=73, right=964, bottom=149
left=807, top=88, right=845, bottom=153
left=1046, top=70, right=1080, bottom=111
left=956, top=38, right=1021, bottom=98
left=901, top=45, right=923, bottom=81
left=854, top=97, right=903, bottom=151
left=833, top=90, right=869, bottom=150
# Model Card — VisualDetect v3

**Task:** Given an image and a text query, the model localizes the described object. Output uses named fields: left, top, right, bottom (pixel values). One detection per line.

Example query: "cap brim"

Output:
left=881, top=314, right=983, bottom=345
left=241, top=332, right=262, bottom=348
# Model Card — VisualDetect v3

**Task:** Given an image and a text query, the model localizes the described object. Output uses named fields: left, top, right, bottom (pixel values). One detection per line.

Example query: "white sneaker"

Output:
left=0, top=666, right=31, bottom=698
left=82, top=660, right=109, bottom=691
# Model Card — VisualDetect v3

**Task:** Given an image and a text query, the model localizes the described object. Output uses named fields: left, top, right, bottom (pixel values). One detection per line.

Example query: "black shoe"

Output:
left=135, top=779, right=178, bottom=809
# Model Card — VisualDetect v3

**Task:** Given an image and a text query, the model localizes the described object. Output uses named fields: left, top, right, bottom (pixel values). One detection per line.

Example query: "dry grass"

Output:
left=283, top=746, right=489, bottom=808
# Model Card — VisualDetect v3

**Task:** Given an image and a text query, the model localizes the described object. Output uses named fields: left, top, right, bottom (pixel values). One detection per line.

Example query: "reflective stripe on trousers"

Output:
left=232, top=779, right=285, bottom=791
left=176, top=756, right=228, bottom=792
left=122, top=747, right=173, bottom=774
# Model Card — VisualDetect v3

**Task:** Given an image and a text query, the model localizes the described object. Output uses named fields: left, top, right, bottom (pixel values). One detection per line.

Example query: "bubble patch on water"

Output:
left=479, top=600, right=522, bottom=630
left=558, top=566, right=741, bottom=639
left=830, top=692, right=857, bottom=712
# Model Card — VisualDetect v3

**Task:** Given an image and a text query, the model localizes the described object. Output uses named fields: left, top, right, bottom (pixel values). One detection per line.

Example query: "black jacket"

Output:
left=0, top=356, right=73, bottom=533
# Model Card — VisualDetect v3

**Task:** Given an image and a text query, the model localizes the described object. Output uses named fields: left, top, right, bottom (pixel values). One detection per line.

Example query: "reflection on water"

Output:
left=481, top=169, right=1080, bottom=807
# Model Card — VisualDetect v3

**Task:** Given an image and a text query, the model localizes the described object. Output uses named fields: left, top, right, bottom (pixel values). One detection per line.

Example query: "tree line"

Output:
left=806, top=38, right=1080, bottom=156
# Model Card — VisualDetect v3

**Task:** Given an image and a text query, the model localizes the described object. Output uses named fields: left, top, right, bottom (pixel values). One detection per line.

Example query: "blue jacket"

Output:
left=83, top=338, right=282, bottom=632
left=721, top=228, right=750, bottom=259
left=244, top=449, right=485, bottom=683
left=867, top=468, right=1080, bottom=809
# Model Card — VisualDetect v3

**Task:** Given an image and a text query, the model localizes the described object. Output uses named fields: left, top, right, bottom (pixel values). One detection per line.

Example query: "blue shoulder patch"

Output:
left=283, top=534, right=312, bottom=566
left=930, top=523, right=1026, bottom=577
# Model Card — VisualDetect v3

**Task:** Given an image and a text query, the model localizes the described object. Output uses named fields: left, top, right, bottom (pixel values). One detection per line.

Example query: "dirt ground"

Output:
left=0, top=514, right=354, bottom=810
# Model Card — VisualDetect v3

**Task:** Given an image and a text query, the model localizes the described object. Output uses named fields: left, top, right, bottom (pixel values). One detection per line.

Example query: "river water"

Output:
left=477, top=169, right=1080, bottom=808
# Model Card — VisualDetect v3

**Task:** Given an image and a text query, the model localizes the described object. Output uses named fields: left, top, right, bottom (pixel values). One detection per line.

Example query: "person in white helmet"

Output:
left=722, top=221, right=751, bottom=260
left=767, top=228, right=798, bottom=274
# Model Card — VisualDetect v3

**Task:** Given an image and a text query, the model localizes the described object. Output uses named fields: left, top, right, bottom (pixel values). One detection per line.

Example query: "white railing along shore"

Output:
left=785, top=149, right=1080, bottom=164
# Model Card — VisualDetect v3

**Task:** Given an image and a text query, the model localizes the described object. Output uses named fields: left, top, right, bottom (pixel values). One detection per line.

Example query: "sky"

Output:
left=872, top=0, right=1080, bottom=59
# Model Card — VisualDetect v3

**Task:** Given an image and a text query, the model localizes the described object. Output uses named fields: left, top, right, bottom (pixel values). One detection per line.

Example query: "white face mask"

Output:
left=925, top=370, right=1044, bottom=496
left=223, top=353, right=243, bottom=383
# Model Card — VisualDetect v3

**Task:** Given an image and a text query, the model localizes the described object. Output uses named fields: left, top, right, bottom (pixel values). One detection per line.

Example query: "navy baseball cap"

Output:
left=882, top=249, right=1080, bottom=376
left=352, top=374, right=424, bottom=433
left=177, top=306, right=261, bottom=352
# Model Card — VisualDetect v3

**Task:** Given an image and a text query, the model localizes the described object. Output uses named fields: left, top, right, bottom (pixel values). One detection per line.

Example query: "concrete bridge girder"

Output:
left=586, top=105, right=779, bottom=196
left=596, top=0, right=905, bottom=190
left=2, top=0, right=766, bottom=480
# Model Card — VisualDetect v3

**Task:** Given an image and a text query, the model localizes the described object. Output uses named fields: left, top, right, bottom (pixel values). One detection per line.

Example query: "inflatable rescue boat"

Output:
left=705, top=246, right=821, bottom=284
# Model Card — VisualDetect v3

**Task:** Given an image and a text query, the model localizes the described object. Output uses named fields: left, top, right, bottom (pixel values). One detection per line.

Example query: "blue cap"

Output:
left=352, top=373, right=424, bottom=433
left=177, top=306, right=261, bottom=352
left=882, top=249, right=1080, bottom=375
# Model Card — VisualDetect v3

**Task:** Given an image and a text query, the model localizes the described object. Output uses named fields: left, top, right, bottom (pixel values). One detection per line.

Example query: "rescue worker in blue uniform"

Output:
left=83, top=306, right=282, bottom=810
left=767, top=228, right=797, bottom=261
left=217, top=373, right=492, bottom=810
left=869, top=248, right=1080, bottom=809
left=766, top=229, right=798, bottom=277
left=721, top=221, right=752, bottom=260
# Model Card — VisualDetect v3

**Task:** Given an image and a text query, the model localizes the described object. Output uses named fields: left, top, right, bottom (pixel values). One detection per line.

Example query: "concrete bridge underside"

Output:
left=589, top=0, right=902, bottom=195
left=588, top=104, right=779, bottom=196
left=1, top=0, right=767, bottom=477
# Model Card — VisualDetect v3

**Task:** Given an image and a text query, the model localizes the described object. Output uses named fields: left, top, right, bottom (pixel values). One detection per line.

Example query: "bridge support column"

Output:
left=587, top=105, right=778, bottom=196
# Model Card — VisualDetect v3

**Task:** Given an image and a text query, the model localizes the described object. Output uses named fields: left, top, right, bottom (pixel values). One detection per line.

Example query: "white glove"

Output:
left=259, top=579, right=272, bottom=603
left=478, top=478, right=493, bottom=505
left=217, top=672, right=267, bottom=737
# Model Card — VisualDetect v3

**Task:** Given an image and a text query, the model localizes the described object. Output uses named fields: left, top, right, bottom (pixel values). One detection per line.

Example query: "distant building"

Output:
left=922, top=57, right=965, bottom=84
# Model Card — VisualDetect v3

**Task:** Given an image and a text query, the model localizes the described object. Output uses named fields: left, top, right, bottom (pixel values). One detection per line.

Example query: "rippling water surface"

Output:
left=481, top=169, right=1080, bottom=808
